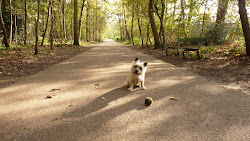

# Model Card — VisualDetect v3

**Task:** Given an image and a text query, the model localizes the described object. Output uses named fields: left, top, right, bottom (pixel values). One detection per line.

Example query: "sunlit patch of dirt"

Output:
left=0, top=45, right=92, bottom=88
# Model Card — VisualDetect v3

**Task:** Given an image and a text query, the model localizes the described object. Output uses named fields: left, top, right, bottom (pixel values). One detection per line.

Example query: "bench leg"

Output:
left=182, top=50, right=186, bottom=58
left=176, top=48, right=180, bottom=55
left=166, top=49, right=168, bottom=56
left=196, top=50, right=200, bottom=58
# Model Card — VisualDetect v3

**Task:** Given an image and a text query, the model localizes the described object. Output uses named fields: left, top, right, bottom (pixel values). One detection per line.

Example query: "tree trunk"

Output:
left=172, top=0, right=176, bottom=18
left=136, top=5, right=143, bottom=46
left=50, top=6, right=54, bottom=49
left=122, top=12, right=125, bottom=41
left=215, top=0, right=229, bottom=43
left=216, top=0, right=229, bottom=25
left=238, top=0, right=250, bottom=56
left=148, top=0, right=161, bottom=49
left=34, top=0, right=40, bottom=55
left=146, top=22, right=150, bottom=47
left=180, top=0, right=186, bottom=36
left=200, top=0, right=208, bottom=37
left=131, top=6, right=134, bottom=45
left=98, top=28, right=100, bottom=42
left=124, top=8, right=131, bottom=41
left=93, top=12, right=95, bottom=41
left=41, top=0, right=52, bottom=46
left=0, top=0, right=9, bottom=47
left=89, top=9, right=91, bottom=41
left=9, top=0, right=12, bottom=44
left=160, top=0, right=165, bottom=50
left=86, top=4, right=89, bottom=42
left=79, top=0, right=86, bottom=41
left=71, top=10, right=73, bottom=40
left=95, top=0, right=97, bottom=41
left=119, top=14, right=123, bottom=41
left=62, top=0, right=66, bottom=40
left=14, top=6, right=17, bottom=44
left=73, top=0, right=79, bottom=45
left=24, top=0, right=27, bottom=44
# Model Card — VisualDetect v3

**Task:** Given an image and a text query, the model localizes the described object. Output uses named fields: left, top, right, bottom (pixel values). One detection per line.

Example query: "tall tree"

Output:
left=14, top=6, right=17, bottom=43
left=238, top=0, right=250, bottom=56
left=41, top=0, right=52, bottom=46
left=180, top=0, right=186, bottom=36
left=9, top=0, right=12, bottom=44
left=154, top=0, right=166, bottom=49
left=73, top=0, right=79, bottom=45
left=148, top=0, right=161, bottom=49
left=0, top=0, right=9, bottom=47
left=24, top=0, right=27, bottom=44
left=118, top=13, right=123, bottom=41
left=216, top=0, right=229, bottom=25
left=50, top=4, right=54, bottom=49
left=136, top=4, right=143, bottom=46
left=86, top=4, right=89, bottom=42
left=124, top=7, right=130, bottom=41
left=79, top=0, right=86, bottom=41
left=95, top=0, right=97, bottom=41
left=131, top=5, right=134, bottom=45
left=200, top=0, right=208, bottom=37
left=214, top=0, right=229, bottom=43
left=62, top=0, right=66, bottom=40
left=34, top=0, right=40, bottom=55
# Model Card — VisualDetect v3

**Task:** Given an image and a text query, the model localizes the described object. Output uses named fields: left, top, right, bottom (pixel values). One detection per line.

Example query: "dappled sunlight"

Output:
left=1, top=41, right=249, bottom=140
left=154, top=75, right=196, bottom=88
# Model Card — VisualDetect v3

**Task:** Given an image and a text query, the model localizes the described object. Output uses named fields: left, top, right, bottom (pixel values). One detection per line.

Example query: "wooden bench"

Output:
left=166, top=38, right=206, bottom=58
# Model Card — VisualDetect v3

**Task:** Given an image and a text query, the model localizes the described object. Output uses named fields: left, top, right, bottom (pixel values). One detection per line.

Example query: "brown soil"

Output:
left=127, top=45, right=250, bottom=94
left=0, top=44, right=91, bottom=88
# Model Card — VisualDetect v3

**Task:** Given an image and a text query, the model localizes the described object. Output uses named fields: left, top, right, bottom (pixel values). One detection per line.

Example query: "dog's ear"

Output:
left=135, top=57, right=139, bottom=61
left=144, top=62, right=147, bottom=66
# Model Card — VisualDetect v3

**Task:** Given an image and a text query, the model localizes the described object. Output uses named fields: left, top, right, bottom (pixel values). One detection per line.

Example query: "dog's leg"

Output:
left=141, top=81, right=146, bottom=90
left=128, top=83, right=134, bottom=91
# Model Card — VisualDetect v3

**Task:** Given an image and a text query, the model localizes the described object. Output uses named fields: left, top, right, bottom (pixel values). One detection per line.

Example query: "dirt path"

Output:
left=0, top=40, right=249, bottom=140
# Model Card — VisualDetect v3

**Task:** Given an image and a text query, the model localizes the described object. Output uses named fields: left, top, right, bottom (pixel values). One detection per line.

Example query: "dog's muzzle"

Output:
left=134, top=69, right=140, bottom=74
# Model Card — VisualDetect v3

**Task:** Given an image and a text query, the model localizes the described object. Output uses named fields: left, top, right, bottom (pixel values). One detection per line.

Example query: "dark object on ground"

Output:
left=49, top=88, right=60, bottom=92
left=166, top=38, right=206, bottom=58
left=170, top=97, right=179, bottom=101
left=145, top=97, right=153, bottom=106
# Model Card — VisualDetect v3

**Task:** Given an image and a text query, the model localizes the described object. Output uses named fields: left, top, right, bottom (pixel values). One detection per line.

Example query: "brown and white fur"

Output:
left=127, top=57, right=147, bottom=91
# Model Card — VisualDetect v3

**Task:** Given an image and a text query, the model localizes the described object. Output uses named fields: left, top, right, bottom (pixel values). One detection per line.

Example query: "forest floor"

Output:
left=0, top=42, right=249, bottom=94
left=126, top=44, right=250, bottom=94
left=0, top=44, right=92, bottom=88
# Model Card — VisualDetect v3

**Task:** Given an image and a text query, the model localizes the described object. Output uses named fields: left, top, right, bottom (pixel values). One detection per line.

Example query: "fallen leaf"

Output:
left=68, top=105, right=74, bottom=107
left=46, top=95, right=52, bottom=99
left=170, top=97, right=179, bottom=101
left=49, top=88, right=60, bottom=92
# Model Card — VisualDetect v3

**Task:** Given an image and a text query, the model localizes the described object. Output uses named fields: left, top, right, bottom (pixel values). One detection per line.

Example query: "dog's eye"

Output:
left=134, top=66, right=137, bottom=68
left=139, top=67, right=142, bottom=70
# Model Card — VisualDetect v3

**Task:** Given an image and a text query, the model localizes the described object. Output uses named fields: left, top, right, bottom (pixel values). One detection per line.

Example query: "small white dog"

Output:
left=127, top=57, right=147, bottom=91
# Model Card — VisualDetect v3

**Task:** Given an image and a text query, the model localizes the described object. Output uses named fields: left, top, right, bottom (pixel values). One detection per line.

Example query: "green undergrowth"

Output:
left=116, top=38, right=248, bottom=60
